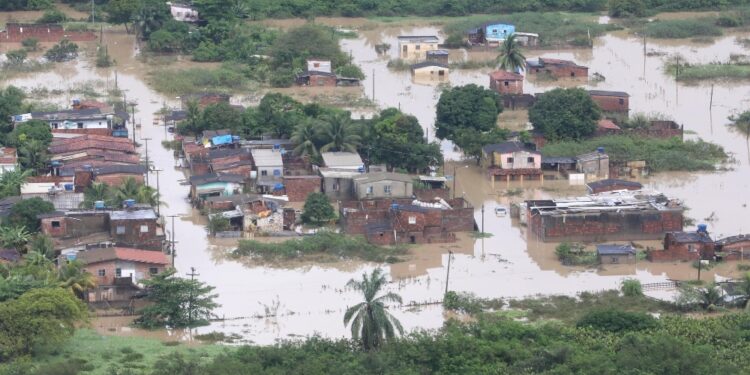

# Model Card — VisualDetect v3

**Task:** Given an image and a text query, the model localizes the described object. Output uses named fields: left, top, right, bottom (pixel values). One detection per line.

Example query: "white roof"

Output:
left=251, top=149, right=283, bottom=167
left=321, top=152, right=363, bottom=169
left=319, top=168, right=363, bottom=178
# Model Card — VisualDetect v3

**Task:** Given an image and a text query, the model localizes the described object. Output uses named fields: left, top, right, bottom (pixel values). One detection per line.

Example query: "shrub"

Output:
left=577, top=308, right=658, bottom=332
left=644, top=19, right=722, bottom=39
left=621, top=279, right=643, bottom=297
left=443, top=291, right=503, bottom=314
left=44, top=39, right=78, bottom=62
left=301, top=192, right=335, bottom=225
left=36, top=8, right=66, bottom=23
left=21, top=38, right=39, bottom=51
left=269, top=68, right=295, bottom=88
left=335, top=64, right=365, bottom=79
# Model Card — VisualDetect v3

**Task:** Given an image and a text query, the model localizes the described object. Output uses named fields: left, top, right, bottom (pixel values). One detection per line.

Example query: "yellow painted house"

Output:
left=398, top=35, right=439, bottom=61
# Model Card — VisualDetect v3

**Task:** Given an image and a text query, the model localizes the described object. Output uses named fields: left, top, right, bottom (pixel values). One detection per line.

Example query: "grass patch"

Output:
left=541, top=135, right=728, bottom=172
left=508, top=290, right=674, bottom=323
left=443, top=12, right=612, bottom=48
left=27, top=329, right=227, bottom=375
left=643, top=18, right=722, bottom=39
left=147, top=64, right=255, bottom=95
left=669, top=62, right=750, bottom=81
left=195, top=331, right=242, bottom=343
left=555, top=243, right=598, bottom=267
left=232, top=231, right=408, bottom=262
left=443, top=291, right=504, bottom=315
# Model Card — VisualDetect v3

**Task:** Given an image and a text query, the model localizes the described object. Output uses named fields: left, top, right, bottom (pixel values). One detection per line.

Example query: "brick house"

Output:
left=489, top=71, right=524, bottom=95
left=648, top=228, right=714, bottom=262
left=320, top=169, right=361, bottom=201
left=526, top=58, right=588, bottom=78
left=39, top=210, right=110, bottom=239
left=630, top=120, right=683, bottom=140
left=296, top=71, right=337, bottom=86
left=595, top=119, right=622, bottom=137
left=589, top=90, right=630, bottom=113
left=93, top=164, right=147, bottom=186
left=0, top=147, right=17, bottom=174
left=586, top=179, right=643, bottom=194
left=282, top=175, right=321, bottom=202
left=481, top=141, right=542, bottom=183
left=76, top=247, right=169, bottom=303
left=715, top=234, right=750, bottom=261
left=109, top=208, right=165, bottom=248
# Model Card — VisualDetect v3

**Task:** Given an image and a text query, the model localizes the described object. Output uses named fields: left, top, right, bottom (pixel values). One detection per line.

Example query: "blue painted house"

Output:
left=467, top=22, right=516, bottom=44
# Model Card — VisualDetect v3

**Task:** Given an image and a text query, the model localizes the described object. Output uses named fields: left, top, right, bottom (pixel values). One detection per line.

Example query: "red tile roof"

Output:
left=77, top=247, right=169, bottom=265
left=49, top=136, right=136, bottom=155
left=489, top=70, right=523, bottom=81
left=597, top=119, right=621, bottom=130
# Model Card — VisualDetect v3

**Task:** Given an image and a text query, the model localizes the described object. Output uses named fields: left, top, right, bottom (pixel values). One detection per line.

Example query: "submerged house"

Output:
left=576, top=149, right=610, bottom=180
left=648, top=226, right=714, bottom=262
left=352, top=172, right=414, bottom=200
left=526, top=58, right=588, bottom=78
left=426, top=49, right=449, bottom=64
left=189, top=173, right=245, bottom=203
left=481, top=141, right=542, bottom=184
left=411, top=61, right=449, bottom=80
left=586, top=179, right=643, bottom=194
left=489, top=71, right=524, bottom=95
left=526, top=190, right=684, bottom=242
left=467, top=22, right=515, bottom=44
left=397, top=35, right=440, bottom=60
left=597, top=244, right=637, bottom=264
left=589, top=90, right=630, bottom=113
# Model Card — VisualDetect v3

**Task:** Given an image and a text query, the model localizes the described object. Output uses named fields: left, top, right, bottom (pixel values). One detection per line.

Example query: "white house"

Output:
left=251, top=148, right=284, bottom=179
left=168, top=2, right=199, bottom=22
left=15, top=108, right=114, bottom=132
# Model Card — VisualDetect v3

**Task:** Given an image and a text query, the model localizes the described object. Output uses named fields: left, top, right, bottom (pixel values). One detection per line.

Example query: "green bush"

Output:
left=577, top=308, right=659, bottom=332
left=36, top=8, right=66, bottom=24
left=621, top=279, right=644, bottom=297
left=443, top=291, right=504, bottom=314
left=644, top=18, right=722, bottom=39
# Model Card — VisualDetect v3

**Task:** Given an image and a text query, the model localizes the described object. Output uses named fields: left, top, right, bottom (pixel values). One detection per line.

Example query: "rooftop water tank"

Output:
left=596, top=147, right=605, bottom=153
left=94, top=200, right=105, bottom=209
left=63, top=184, right=74, bottom=191
left=697, top=224, right=708, bottom=233
left=124, top=199, right=136, bottom=208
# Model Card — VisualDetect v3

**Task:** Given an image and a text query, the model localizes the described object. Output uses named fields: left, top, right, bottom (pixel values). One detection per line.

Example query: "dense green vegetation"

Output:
left=668, top=61, right=750, bottom=81
left=643, top=18, right=722, bottom=38
left=555, top=242, right=598, bottom=266
left=436, top=84, right=508, bottom=162
left=80, top=178, right=161, bottom=209
left=232, top=231, right=407, bottom=262
left=301, top=192, right=336, bottom=225
left=135, top=269, right=219, bottom=329
left=344, top=269, right=403, bottom=351
left=542, top=135, right=728, bottom=171
left=529, top=88, right=601, bottom=141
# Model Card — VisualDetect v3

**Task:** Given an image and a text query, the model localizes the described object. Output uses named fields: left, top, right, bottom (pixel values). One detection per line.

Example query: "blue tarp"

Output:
left=212, top=134, right=234, bottom=146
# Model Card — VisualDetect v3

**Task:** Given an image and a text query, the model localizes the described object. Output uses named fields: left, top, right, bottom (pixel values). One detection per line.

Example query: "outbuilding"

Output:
left=596, top=244, right=637, bottom=264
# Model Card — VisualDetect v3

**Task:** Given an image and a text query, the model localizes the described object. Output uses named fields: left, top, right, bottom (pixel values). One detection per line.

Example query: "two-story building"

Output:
left=397, top=35, right=439, bottom=61
left=352, top=172, right=414, bottom=200
left=16, top=108, right=115, bottom=135
left=482, top=141, right=542, bottom=184
left=0, top=147, right=17, bottom=174
left=251, top=148, right=284, bottom=193
left=489, top=71, right=524, bottom=95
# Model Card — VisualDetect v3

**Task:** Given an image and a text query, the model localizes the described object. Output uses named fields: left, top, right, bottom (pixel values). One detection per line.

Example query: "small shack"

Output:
left=410, top=62, right=449, bottom=79
left=589, top=90, right=630, bottom=113
left=597, top=244, right=636, bottom=264
left=526, top=58, right=588, bottom=78
left=587, top=179, right=643, bottom=194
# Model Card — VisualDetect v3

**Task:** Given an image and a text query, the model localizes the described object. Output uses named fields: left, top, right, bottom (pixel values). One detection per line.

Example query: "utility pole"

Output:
left=91, top=0, right=95, bottom=23
left=129, top=102, right=137, bottom=144
left=444, top=251, right=453, bottom=295
left=481, top=204, right=485, bottom=234
left=153, top=168, right=162, bottom=216
left=141, top=137, right=151, bottom=186
left=167, top=215, right=179, bottom=267
left=186, top=267, right=200, bottom=326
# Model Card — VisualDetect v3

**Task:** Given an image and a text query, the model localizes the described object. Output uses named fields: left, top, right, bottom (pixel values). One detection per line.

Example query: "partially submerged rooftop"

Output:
left=527, top=190, right=682, bottom=216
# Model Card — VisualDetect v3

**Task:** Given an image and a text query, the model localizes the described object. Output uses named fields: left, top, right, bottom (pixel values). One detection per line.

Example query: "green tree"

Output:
left=8, top=197, right=55, bottom=232
left=4, top=49, right=27, bottom=66
left=335, top=64, right=365, bottom=79
left=301, top=192, right=336, bottom=225
left=106, top=0, right=138, bottom=33
left=0, top=226, right=31, bottom=251
left=57, top=260, right=97, bottom=300
left=343, top=268, right=403, bottom=351
left=27, top=234, right=55, bottom=259
left=496, top=34, right=526, bottom=72
left=529, top=87, right=601, bottom=141
left=254, top=93, right=304, bottom=138
left=80, top=182, right=112, bottom=209
left=18, top=139, right=50, bottom=175
left=4, top=120, right=52, bottom=148
left=0, top=169, right=31, bottom=199
left=620, top=278, right=643, bottom=297
left=435, top=84, right=503, bottom=140
left=44, top=39, right=79, bottom=62
left=269, top=24, right=349, bottom=72
left=320, top=112, right=360, bottom=153
left=0, top=288, right=87, bottom=360
left=133, top=0, right=171, bottom=40
left=453, top=127, right=508, bottom=163
left=135, top=269, right=219, bottom=328
left=21, top=37, right=39, bottom=51
left=609, top=0, right=646, bottom=17
left=200, top=102, right=242, bottom=133
left=730, top=272, right=750, bottom=309
left=291, top=118, right=323, bottom=158
left=0, top=86, right=26, bottom=135
left=615, top=333, right=715, bottom=375
left=367, top=108, right=442, bottom=171
left=110, top=177, right=160, bottom=207
left=577, top=308, right=658, bottom=333
left=207, top=214, right=230, bottom=235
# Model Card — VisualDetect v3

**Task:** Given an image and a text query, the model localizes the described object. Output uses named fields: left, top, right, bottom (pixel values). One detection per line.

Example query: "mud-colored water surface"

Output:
left=2, top=22, right=749, bottom=344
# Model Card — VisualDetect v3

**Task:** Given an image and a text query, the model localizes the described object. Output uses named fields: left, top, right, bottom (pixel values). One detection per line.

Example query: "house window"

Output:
left=570, top=72, right=575, bottom=77
left=527, top=157, right=534, bottom=163
left=261, top=170, right=268, bottom=176
left=504, top=81, right=509, bottom=86
left=51, top=221, right=61, bottom=228
left=116, top=226, right=125, bottom=234
left=384, top=185, right=392, bottom=195
left=366, top=186, right=374, bottom=195
left=332, top=182, right=340, bottom=191
left=611, top=257, right=619, bottom=264
left=77, top=122, right=84, bottom=128
left=492, top=29, right=497, bottom=33
left=273, top=169, right=281, bottom=176
left=52, top=122, right=59, bottom=129
left=506, top=157, right=514, bottom=163
left=98, top=269, right=105, bottom=276
left=618, top=98, right=625, bottom=105
left=115, top=268, right=122, bottom=277
left=314, top=62, right=320, bottom=68
left=438, top=70, right=445, bottom=76
left=415, top=45, right=421, bottom=50
left=688, top=244, right=696, bottom=252
left=140, top=225, right=149, bottom=233
left=149, top=267, right=159, bottom=275
left=408, top=216, right=416, bottom=224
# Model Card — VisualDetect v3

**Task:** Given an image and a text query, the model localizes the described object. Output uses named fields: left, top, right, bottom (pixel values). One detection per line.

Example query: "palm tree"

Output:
left=321, top=112, right=360, bottom=153
left=0, top=169, right=31, bottom=198
left=18, top=139, right=49, bottom=175
left=27, top=234, right=55, bottom=260
left=57, top=260, right=97, bottom=300
left=698, top=283, right=725, bottom=310
left=136, top=184, right=166, bottom=207
left=291, top=119, right=322, bottom=157
left=111, top=177, right=141, bottom=207
left=0, top=226, right=31, bottom=252
left=728, top=111, right=750, bottom=163
left=496, top=34, right=526, bottom=73
left=80, top=182, right=112, bottom=208
left=343, top=268, right=403, bottom=351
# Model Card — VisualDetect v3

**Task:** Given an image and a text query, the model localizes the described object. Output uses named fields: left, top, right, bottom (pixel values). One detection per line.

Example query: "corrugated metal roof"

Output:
left=110, top=209, right=158, bottom=221
left=321, top=152, right=363, bottom=168
left=251, top=149, right=283, bottom=167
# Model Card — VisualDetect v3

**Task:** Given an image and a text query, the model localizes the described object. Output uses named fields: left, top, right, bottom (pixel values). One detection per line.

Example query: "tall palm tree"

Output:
left=0, top=169, right=31, bottom=198
left=57, top=260, right=97, bottom=300
left=80, top=182, right=112, bottom=208
left=321, top=112, right=360, bottom=153
left=496, top=34, right=526, bottom=73
left=136, top=184, right=166, bottom=207
left=291, top=119, right=322, bottom=157
left=18, top=139, right=49, bottom=175
left=698, top=283, right=724, bottom=310
left=343, top=268, right=403, bottom=351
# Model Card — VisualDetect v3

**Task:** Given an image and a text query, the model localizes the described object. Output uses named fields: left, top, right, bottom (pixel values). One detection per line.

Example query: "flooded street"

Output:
left=2, top=22, right=749, bottom=343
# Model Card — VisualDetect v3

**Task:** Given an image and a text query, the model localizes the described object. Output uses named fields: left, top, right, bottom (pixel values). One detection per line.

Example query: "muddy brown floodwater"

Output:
left=2, top=23, right=749, bottom=344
